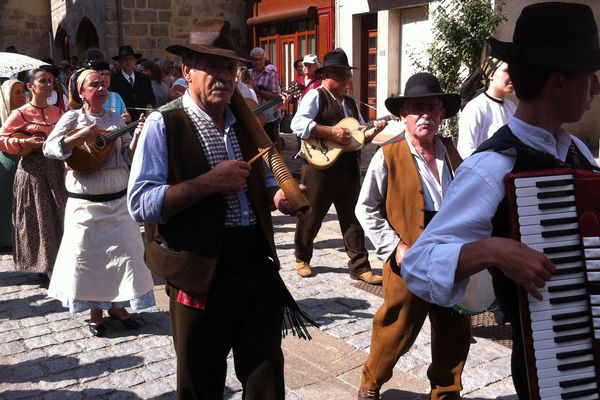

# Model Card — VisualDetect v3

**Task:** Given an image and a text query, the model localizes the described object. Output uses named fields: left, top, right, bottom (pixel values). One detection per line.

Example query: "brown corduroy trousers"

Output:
left=361, top=258, right=472, bottom=399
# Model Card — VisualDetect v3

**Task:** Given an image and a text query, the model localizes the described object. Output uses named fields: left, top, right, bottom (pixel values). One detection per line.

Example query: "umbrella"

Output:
left=0, top=52, right=50, bottom=78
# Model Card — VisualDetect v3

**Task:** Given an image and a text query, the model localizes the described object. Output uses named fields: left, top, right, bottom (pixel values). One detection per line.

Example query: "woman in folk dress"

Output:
left=0, top=70, right=66, bottom=277
left=43, top=69, right=155, bottom=337
left=0, top=79, right=27, bottom=249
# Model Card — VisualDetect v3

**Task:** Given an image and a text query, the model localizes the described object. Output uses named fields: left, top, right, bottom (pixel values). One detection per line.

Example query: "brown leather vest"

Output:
left=382, top=137, right=462, bottom=247
left=144, top=98, right=278, bottom=294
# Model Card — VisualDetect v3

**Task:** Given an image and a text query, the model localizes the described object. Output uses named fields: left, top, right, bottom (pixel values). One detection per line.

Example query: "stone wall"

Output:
left=0, top=0, right=51, bottom=59
left=46, top=0, right=248, bottom=63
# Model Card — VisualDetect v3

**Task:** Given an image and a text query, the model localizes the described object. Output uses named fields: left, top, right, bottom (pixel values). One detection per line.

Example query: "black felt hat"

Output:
left=385, top=72, right=461, bottom=119
left=489, top=2, right=600, bottom=70
left=315, top=51, right=357, bottom=74
left=112, top=45, right=143, bottom=61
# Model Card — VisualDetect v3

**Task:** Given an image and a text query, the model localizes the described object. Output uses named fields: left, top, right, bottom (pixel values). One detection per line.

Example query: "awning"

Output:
left=246, top=6, right=318, bottom=26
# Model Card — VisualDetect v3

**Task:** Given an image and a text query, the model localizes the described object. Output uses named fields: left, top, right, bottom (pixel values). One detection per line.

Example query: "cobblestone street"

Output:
left=0, top=133, right=517, bottom=399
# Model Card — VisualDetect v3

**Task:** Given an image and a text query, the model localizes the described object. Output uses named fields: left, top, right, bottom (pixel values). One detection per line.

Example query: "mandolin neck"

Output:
left=102, top=120, right=139, bottom=143
left=365, top=114, right=394, bottom=130
left=253, top=96, right=283, bottom=117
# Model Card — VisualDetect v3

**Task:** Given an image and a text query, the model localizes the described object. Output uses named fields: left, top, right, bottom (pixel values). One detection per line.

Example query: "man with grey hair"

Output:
left=249, top=47, right=282, bottom=147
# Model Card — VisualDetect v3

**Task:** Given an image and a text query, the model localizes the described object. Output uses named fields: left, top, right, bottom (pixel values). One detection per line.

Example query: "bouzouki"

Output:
left=300, top=115, right=395, bottom=169
left=65, top=119, right=139, bottom=173
left=247, top=82, right=303, bottom=125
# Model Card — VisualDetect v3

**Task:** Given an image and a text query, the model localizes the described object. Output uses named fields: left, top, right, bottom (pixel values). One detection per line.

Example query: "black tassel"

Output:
left=281, top=305, right=318, bottom=340
left=275, top=273, right=319, bottom=340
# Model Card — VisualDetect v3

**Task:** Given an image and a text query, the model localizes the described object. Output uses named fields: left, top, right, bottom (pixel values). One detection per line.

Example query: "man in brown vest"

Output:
left=127, top=19, right=311, bottom=399
left=355, top=73, right=471, bottom=400
left=291, top=50, right=387, bottom=283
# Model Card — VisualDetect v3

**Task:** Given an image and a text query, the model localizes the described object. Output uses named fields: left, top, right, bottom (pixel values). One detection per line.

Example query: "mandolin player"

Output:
left=290, top=49, right=387, bottom=282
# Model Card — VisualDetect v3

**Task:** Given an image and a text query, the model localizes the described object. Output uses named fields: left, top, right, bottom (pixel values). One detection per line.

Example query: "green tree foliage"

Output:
left=410, top=0, right=506, bottom=136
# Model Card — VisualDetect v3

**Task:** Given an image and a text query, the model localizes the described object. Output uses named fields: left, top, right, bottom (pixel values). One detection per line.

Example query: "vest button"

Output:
left=418, top=189, right=424, bottom=194
left=418, top=224, right=424, bottom=229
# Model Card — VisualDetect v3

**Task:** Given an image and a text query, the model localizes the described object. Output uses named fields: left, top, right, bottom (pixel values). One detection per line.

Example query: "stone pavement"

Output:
left=0, top=133, right=517, bottom=399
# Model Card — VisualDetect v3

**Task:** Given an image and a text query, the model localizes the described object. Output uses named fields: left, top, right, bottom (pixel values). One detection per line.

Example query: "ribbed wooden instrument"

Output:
left=229, top=87, right=310, bottom=214
left=65, top=120, right=138, bottom=173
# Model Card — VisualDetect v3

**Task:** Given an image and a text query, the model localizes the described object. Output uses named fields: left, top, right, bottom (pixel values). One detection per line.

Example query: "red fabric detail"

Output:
left=177, top=289, right=206, bottom=310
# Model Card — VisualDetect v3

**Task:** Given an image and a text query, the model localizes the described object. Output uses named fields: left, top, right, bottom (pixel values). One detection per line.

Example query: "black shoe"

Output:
left=89, top=322, right=106, bottom=337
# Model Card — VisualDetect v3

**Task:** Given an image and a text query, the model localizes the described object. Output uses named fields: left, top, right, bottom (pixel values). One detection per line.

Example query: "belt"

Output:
left=67, top=189, right=127, bottom=203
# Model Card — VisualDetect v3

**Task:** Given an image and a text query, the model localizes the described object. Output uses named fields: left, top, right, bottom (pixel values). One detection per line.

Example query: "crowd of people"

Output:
left=1, top=2, right=599, bottom=399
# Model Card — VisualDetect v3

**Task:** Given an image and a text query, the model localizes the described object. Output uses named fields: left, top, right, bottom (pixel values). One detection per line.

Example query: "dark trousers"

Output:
left=169, top=230, right=285, bottom=400
left=294, top=153, right=370, bottom=275
left=490, top=267, right=529, bottom=399
left=361, top=259, right=471, bottom=399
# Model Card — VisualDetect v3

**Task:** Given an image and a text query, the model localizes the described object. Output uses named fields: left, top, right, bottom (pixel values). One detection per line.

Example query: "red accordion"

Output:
left=506, top=168, right=600, bottom=400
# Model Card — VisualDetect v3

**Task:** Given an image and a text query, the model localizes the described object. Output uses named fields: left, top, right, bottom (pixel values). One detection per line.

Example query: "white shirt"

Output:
left=457, top=92, right=516, bottom=158
left=122, top=70, right=135, bottom=85
left=356, top=136, right=453, bottom=262
left=291, top=87, right=365, bottom=139
left=401, top=117, right=597, bottom=307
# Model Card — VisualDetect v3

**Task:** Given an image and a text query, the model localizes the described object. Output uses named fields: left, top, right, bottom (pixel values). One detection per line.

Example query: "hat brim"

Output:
left=89, top=61, right=110, bottom=71
left=166, top=44, right=251, bottom=63
left=112, top=53, right=143, bottom=61
left=315, top=64, right=358, bottom=75
left=385, top=93, right=461, bottom=119
left=489, top=37, right=600, bottom=70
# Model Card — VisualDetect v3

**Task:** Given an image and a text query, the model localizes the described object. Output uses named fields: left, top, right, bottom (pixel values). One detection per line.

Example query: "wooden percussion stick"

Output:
left=229, top=88, right=310, bottom=214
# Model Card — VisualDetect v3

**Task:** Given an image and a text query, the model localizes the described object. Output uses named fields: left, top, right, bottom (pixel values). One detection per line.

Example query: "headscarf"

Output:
left=68, top=68, right=96, bottom=110
left=0, top=79, right=24, bottom=124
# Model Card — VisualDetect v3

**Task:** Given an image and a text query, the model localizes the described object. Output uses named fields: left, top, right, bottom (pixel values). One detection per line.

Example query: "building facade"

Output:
left=246, top=0, right=334, bottom=91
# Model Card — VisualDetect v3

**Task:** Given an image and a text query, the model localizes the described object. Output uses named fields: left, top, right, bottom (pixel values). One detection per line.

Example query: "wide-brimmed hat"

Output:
left=385, top=72, right=461, bottom=119
left=315, top=51, right=357, bottom=74
left=83, top=48, right=110, bottom=71
left=166, top=18, right=250, bottom=62
left=112, top=45, right=142, bottom=61
left=489, top=2, right=600, bottom=70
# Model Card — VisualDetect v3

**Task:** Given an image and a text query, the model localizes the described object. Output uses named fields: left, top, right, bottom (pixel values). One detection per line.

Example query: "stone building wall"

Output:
left=45, top=0, right=248, bottom=63
left=0, top=0, right=51, bottom=58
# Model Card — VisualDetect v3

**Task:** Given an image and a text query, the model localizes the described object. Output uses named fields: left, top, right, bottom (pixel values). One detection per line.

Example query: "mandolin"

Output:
left=300, top=115, right=395, bottom=169
left=8, top=132, right=46, bottom=156
left=65, top=120, right=139, bottom=173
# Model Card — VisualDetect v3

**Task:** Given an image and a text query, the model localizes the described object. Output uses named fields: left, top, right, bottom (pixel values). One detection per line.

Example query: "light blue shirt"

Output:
left=291, top=87, right=366, bottom=139
left=401, top=117, right=598, bottom=307
left=103, top=91, right=127, bottom=115
left=127, top=92, right=278, bottom=224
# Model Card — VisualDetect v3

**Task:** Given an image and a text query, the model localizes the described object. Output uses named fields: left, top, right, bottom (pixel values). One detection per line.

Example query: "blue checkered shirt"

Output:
left=184, top=107, right=257, bottom=226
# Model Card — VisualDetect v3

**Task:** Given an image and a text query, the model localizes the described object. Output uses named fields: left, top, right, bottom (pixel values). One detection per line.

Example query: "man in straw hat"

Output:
left=127, top=18, right=313, bottom=399
left=291, top=49, right=387, bottom=283
left=402, top=3, right=600, bottom=398
left=110, top=45, right=155, bottom=120
left=457, top=55, right=516, bottom=158
left=355, top=72, right=470, bottom=400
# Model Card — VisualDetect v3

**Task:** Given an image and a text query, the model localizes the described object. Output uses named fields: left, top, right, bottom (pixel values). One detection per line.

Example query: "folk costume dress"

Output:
left=43, top=108, right=155, bottom=313
left=0, top=103, right=66, bottom=272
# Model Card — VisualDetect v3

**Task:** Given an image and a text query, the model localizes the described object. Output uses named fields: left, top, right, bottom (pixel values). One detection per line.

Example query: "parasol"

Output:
left=0, top=52, right=50, bottom=78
